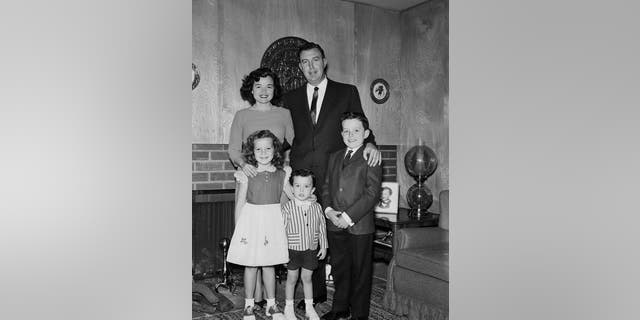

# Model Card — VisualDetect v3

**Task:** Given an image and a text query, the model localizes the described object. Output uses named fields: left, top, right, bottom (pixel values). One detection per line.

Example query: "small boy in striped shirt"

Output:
left=281, top=168, right=328, bottom=320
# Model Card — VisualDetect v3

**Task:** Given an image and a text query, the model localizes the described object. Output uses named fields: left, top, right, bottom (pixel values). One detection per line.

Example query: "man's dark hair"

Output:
left=340, top=112, right=370, bottom=131
left=289, top=168, right=316, bottom=187
left=297, top=42, right=326, bottom=60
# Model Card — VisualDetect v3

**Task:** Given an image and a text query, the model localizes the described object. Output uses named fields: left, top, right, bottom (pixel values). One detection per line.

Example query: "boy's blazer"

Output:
left=322, top=146, right=382, bottom=235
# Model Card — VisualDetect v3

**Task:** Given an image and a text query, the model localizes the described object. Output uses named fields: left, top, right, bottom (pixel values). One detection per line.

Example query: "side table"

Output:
left=373, top=207, right=439, bottom=261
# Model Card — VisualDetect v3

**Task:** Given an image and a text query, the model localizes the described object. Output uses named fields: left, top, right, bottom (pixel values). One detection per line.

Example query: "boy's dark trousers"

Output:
left=327, top=229, right=373, bottom=318
left=310, top=256, right=327, bottom=302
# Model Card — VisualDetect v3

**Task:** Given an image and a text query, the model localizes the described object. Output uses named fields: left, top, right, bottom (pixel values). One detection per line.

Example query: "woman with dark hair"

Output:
left=228, top=67, right=294, bottom=177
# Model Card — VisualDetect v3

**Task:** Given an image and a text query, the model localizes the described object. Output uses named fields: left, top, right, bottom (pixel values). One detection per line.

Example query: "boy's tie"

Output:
left=342, top=149, right=353, bottom=168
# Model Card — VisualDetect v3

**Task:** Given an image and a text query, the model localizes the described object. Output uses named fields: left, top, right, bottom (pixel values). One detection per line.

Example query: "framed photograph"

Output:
left=370, top=78, right=390, bottom=104
left=375, top=182, right=399, bottom=214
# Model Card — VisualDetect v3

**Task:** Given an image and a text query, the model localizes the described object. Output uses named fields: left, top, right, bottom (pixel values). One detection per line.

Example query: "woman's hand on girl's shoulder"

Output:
left=283, top=165, right=292, bottom=175
left=241, top=163, right=258, bottom=177
left=234, top=170, right=248, bottom=184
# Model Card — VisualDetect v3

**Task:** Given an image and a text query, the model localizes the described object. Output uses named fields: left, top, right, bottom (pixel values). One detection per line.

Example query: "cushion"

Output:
left=396, top=246, right=449, bottom=282
left=438, top=190, right=449, bottom=230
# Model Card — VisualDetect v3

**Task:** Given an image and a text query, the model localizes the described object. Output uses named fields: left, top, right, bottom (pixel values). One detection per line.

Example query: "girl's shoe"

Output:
left=242, top=306, right=256, bottom=320
left=266, top=304, right=285, bottom=320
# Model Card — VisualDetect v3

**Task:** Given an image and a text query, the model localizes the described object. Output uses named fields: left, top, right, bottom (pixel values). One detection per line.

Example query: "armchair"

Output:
left=383, top=190, right=449, bottom=320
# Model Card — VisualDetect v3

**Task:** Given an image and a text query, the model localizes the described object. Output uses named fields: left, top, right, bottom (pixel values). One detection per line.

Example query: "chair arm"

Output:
left=394, top=227, right=448, bottom=250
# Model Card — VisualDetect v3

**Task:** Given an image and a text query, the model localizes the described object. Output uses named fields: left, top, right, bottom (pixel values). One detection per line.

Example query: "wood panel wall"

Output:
left=397, top=0, right=449, bottom=207
left=354, top=5, right=402, bottom=145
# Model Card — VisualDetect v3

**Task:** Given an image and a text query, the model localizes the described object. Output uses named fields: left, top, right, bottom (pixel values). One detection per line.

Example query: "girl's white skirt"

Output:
left=226, top=203, right=289, bottom=267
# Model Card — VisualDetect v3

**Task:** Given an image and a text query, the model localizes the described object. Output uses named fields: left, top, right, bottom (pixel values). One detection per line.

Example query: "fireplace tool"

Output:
left=214, top=237, right=236, bottom=294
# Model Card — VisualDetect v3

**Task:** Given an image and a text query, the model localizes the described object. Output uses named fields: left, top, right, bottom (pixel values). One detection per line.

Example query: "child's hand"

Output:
left=326, top=209, right=341, bottom=226
left=317, top=248, right=327, bottom=260
left=335, top=213, right=350, bottom=229
left=234, top=170, right=248, bottom=184
left=283, top=180, right=294, bottom=200
left=282, top=166, right=294, bottom=199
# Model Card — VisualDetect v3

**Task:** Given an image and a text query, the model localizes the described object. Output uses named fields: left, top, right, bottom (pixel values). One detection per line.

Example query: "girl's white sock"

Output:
left=266, top=298, right=276, bottom=307
left=245, top=298, right=255, bottom=308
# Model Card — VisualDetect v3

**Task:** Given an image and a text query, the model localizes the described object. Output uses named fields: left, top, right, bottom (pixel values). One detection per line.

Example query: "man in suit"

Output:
left=282, top=42, right=382, bottom=309
left=321, top=112, right=382, bottom=320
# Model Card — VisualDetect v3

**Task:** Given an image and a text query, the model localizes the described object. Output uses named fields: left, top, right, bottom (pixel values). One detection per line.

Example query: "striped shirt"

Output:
left=282, top=200, right=328, bottom=251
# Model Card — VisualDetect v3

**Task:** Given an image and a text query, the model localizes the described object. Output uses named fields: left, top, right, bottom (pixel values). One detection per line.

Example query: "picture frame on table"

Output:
left=375, top=182, right=399, bottom=214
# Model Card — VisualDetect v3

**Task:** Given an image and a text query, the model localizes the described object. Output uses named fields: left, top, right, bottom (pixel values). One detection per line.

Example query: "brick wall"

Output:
left=192, top=144, right=237, bottom=190
left=192, top=144, right=398, bottom=190
left=379, top=145, right=398, bottom=182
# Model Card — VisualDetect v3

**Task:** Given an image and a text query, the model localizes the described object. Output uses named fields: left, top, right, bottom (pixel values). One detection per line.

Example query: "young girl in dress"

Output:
left=226, top=129, right=290, bottom=320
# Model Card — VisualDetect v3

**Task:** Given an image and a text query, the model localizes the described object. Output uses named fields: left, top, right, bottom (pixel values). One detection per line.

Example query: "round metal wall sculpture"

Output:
left=260, top=36, right=309, bottom=95
left=192, top=63, right=200, bottom=90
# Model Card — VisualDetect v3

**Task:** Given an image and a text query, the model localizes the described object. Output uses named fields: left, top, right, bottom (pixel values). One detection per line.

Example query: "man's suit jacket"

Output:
left=283, top=79, right=375, bottom=203
left=322, top=146, right=382, bottom=235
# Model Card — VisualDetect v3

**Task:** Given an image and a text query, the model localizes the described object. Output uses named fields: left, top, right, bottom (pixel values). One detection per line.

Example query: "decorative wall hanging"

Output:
left=192, top=63, right=200, bottom=90
left=261, top=36, right=309, bottom=95
left=370, top=78, right=390, bottom=104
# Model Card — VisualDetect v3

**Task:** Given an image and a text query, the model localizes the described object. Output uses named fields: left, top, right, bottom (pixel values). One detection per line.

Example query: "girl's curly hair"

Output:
left=239, top=67, right=283, bottom=106
left=241, top=130, right=284, bottom=169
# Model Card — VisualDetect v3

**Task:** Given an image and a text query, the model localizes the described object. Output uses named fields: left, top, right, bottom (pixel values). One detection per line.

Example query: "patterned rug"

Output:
left=193, top=275, right=406, bottom=320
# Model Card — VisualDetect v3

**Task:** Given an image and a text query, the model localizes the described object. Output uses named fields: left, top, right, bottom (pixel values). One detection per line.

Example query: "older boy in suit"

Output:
left=321, top=112, right=382, bottom=320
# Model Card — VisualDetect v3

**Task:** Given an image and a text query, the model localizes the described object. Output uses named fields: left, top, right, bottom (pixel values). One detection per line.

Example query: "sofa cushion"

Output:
left=396, top=245, right=449, bottom=282
left=439, top=190, right=449, bottom=230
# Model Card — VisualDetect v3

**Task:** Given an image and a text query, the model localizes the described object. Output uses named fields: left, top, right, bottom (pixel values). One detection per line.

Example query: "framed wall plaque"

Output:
left=370, top=78, right=390, bottom=104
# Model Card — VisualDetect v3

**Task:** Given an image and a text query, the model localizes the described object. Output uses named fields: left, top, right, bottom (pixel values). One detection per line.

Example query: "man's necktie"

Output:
left=310, top=87, right=319, bottom=125
left=342, top=149, right=353, bottom=168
